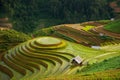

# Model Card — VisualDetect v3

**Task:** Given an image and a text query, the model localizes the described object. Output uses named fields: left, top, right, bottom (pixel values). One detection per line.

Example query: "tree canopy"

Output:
left=0, top=0, right=114, bottom=33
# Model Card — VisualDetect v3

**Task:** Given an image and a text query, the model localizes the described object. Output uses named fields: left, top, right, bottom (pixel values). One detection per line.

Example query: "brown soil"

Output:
left=63, top=24, right=83, bottom=30
left=53, top=22, right=104, bottom=46
left=0, top=53, right=4, bottom=61
left=53, top=21, right=120, bottom=46
left=80, top=21, right=103, bottom=26
left=93, top=26, right=120, bottom=39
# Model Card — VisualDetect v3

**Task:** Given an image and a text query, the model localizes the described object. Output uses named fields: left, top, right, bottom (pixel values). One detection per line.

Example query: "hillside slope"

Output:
left=0, top=30, right=31, bottom=60
left=0, top=19, right=120, bottom=79
left=0, top=36, right=120, bottom=80
left=33, top=20, right=120, bottom=46
left=45, top=56, right=120, bottom=80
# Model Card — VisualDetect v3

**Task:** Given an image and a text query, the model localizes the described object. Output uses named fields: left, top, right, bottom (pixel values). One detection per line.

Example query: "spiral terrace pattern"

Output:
left=1, top=37, right=76, bottom=80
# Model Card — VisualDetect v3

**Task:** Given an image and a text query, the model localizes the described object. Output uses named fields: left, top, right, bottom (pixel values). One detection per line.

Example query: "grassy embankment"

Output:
left=104, top=20, right=120, bottom=33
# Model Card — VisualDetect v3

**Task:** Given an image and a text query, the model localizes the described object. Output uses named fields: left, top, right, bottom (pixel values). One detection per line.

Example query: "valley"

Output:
left=0, top=0, right=120, bottom=80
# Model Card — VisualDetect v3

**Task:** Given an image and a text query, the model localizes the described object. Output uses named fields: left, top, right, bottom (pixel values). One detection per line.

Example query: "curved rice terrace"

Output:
left=53, top=24, right=100, bottom=45
left=0, top=36, right=120, bottom=80
left=0, top=19, right=120, bottom=80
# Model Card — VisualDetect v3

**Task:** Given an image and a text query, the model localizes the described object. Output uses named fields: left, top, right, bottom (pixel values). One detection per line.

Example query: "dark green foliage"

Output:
left=0, top=0, right=114, bottom=33
left=117, top=1, right=120, bottom=7
left=99, top=36, right=114, bottom=41
left=104, top=20, right=120, bottom=33
left=33, top=27, right=55, bottom=37
left=107, top=0, right=116, bottom=3
left=79, top=56, right=120, bottom=74
left=0, top=30, right=31, bottom=52
left=0, top=30, right=31, bottom=42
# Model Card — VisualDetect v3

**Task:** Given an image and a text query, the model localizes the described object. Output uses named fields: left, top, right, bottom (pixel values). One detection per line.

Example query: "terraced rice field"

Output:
left=0, top=36, right=120, bottom=80
left=54, top=24, right=104, bottom=45
left=34, top=20, right=119, bottom=46
left=0, top=37, right=76, bottom=80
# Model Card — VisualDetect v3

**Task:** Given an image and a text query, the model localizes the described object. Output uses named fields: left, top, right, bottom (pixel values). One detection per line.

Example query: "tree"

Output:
left=0, top=0, right=114, bottom=33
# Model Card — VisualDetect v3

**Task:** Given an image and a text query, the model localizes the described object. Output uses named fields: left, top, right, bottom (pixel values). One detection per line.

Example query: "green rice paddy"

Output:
left=0, top=36, right=120, bottom=80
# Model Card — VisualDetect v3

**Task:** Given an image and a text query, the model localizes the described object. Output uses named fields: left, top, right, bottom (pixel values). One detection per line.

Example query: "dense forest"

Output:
left=0, top=0, right=114, bottom=33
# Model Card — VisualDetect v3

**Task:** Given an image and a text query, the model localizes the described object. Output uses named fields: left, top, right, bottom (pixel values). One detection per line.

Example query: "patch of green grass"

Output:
left=79, top=56, right=120, bottom=74
left=104, top=20, right=120, bottom=33
left=82, top=25, right=95, bottom=31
